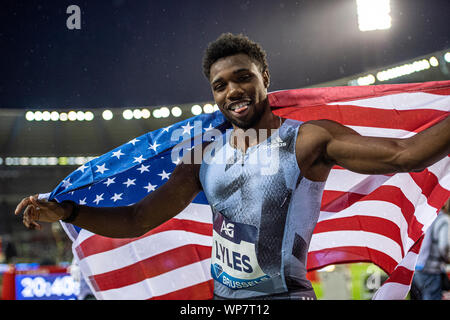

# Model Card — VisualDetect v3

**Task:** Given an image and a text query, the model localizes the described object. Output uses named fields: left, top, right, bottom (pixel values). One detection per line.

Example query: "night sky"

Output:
left=1, top=0, right=449, bottom=109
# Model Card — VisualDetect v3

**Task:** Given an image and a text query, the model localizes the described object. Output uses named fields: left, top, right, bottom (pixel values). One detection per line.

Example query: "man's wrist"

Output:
left=60, top=200, right=79, bottom=223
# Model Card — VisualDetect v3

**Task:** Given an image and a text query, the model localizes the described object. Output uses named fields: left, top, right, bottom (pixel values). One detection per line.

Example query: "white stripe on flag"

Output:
left=327, top=92, right=450, bottom=111
left=309, top=230, right=403, bottom=263
left=98, top=258, right=211, bottom=300
left=325, top=170, right=390, bottom=193
left=78, top=230, right=212, bottom=277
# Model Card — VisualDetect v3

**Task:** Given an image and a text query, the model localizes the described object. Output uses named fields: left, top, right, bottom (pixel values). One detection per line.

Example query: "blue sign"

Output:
left=15, top=273, right=80, bottom=300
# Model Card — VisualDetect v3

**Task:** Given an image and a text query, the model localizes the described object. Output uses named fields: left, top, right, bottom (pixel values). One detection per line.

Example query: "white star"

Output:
left=95, top=163, right=109, bottom=174
left=158, top=170, right=171, bottom=180
left=77, top=164, right=88, bottom=173
left=110, top=193, right=123, bottom=202
left=62, top=178, right=72, bottom=189
left=137, top=164, right=150, bottom=173
left=162, top=125, right=173, bottom=133
left=148, top=141, right=161, bottom=152
left=123, top=178, right=136, bottom=187
left=79, top=197, right=87, bottom=205
left=204, top=123, right=214, bottom=131
left=133, top=155, right=145, bottom=164
left=103, top=177, right=116, bottom=187
left=111, top=149, right=125, bottom=159
left=93, top=193, right=104, bottom=205
left=181, top=122, right=194, bottom=135
left=143, top=182, right=157, bottom=193
left=128, top=138, right=140, bottom=146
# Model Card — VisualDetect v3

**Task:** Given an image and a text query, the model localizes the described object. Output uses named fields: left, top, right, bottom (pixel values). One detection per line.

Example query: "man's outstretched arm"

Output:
left=14, top=161, right=202, bottom=238
left=297, top=116, right=449, bottom=177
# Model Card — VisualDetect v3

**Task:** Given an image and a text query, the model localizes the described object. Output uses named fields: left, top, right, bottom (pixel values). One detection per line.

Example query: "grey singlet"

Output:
left=199, top=119, right=325, bottom=299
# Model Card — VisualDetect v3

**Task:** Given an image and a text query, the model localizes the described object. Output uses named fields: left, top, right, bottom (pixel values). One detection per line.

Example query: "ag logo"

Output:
left=220, top=221, right=234, bottom=238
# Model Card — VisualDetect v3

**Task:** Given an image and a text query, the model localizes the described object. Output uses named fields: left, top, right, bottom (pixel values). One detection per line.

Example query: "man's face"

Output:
left=209, top=54, right=270, bottom=129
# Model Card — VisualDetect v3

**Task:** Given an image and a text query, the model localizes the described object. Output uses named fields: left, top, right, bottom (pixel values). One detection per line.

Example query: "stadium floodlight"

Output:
left=68, top=111, right=77, bottom=121
left=203, top=104, right=215, bottom=113
left=123, top=109, right=133, bottom=120
left=25, top=111, right=35, bottom=121
left=171, top=106, right=182, bottom=117
left=376, top=59, right=430, bottom=82
left=152, top=109, right=162, bottom=118
left=356, top=0, right=391, bottom=32
left=445, top=52, right=450, bottom=63
left=59, top=112, right=68, bottom=121
left=429, top=56, right=439, bottom=67
left=42, top=111, right=51, bottom=121
left=141, top=108, right=151, bottom=119
left=133, top=109, right=143, bottom=119
left=191, top=104, right=202, bottom=115
left=356, top=74, right=376, bottom=86
left=34, top=111, right=43, bottom=121
left=160, top=107, right=170, bottom=118
left=50, top=111, right=60, bottom=121
left=102, top=109, right=113, bottom=120
left=84, top=111, right=94, bottom=121
left=76, top=111, right=85, bottom=121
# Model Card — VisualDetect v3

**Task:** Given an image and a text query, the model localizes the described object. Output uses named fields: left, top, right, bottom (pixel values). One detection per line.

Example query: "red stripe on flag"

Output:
left=307, top=246, right=398, bottom=274
left=275, top=105, right=446, bottom=132
left=150, top=280, right=214, bottom=300
left=382, top=266, right=414, bottom=286
left=410, top=169, right=450, bottom=210
left=89, top=244, right=211, bottom=291
left=321, top=190, right=365, bottom=212
left=269, top=81, right=450, bottom=108
left=314, top=216, right=404, bottom=256
left=76, top=218, right=212, bottom=259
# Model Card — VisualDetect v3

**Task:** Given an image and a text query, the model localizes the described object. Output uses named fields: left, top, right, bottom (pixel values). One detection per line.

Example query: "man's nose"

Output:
left=226, top=83, right=245, bottom=101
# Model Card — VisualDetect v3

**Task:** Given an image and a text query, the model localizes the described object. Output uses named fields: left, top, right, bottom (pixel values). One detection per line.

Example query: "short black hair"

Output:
left=202, top=33, right=268, bottom=80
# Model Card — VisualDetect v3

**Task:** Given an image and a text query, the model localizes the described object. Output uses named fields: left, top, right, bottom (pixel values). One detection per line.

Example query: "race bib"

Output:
left=211, top=212, right=270, bottom=290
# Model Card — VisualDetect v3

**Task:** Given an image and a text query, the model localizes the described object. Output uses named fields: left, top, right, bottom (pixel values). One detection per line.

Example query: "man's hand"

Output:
left=14, top=195, right=70, bottom=230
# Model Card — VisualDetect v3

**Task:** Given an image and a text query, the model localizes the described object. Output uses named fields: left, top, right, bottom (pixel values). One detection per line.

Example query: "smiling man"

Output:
left=15, top=33, right=450, bottom=300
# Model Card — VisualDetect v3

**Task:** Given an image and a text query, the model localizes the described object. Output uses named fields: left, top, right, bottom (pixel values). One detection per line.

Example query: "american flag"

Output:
left=47, top=80, right=450, bottom=300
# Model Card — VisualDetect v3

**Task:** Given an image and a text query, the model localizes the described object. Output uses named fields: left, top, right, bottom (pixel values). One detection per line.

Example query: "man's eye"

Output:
left=239, top=74, right=252, bottom=81
left=214, top=84, right=225, bottom=91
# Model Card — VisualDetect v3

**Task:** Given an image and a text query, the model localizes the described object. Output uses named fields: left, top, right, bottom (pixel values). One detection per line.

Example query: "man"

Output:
left=412, top=198, right=449, bottom=300
left=15, top=33, right=450, bottom=300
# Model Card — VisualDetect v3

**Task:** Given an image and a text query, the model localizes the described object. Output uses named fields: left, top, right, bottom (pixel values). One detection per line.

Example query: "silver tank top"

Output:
left=199, top=119, right=325, bottom=299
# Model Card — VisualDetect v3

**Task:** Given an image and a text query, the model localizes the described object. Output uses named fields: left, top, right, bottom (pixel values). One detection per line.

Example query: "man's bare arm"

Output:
left=15, top=161, right=202, bottom=238
left=297, top=116, right=450, bottom=178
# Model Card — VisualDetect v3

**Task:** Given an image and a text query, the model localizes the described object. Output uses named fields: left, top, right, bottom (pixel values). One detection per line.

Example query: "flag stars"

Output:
left=103, top=177, right=116, bottom=187
left=95, top=163, right=109, bottom=174
left=204, top=123, right=214, bottom=132
left=133, top=155, right=145, bottom=164
left=137, top=164, right=150, bottom=174
left=79, top=197, right=87, bottom=205
left=128, top=138, right=140, bottom=146
left=110, top=193, right=123, bottom=202
left=143, top=182, right=157, bottom=193
left=148, top=141, right=160, bottom=152
left=123, top=178, right=136, bottom=187
left=158, top=170, right=171, bottom=180
left=112, top=149, right=125, bottom=159
left=93, top=193, right=104, bottom=205
left=62, top=178, right=72, bottom=189
left=77, top=164, right=88, bottom=173
left=181, top=122, right=194, bottom=135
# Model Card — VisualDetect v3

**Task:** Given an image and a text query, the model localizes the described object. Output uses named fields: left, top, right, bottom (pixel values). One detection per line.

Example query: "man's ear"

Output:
left=263, top=69, right=270, bottom=89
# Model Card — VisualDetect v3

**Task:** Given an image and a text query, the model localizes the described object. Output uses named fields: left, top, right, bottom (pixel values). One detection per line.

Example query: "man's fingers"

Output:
left=15, top=196, right=32, bottom=215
